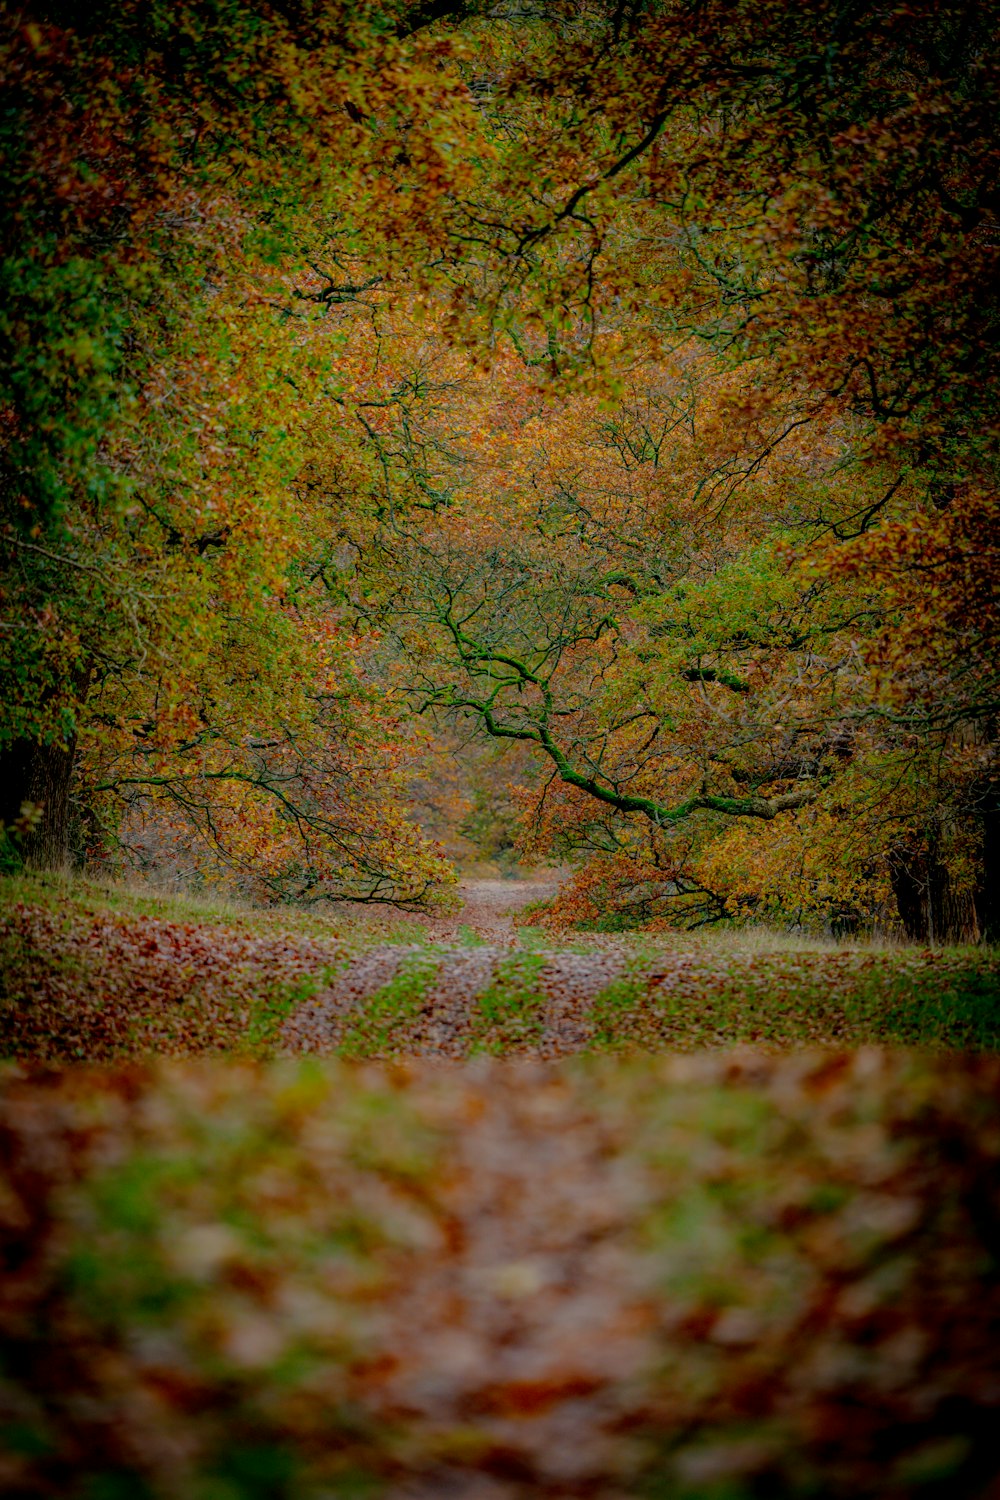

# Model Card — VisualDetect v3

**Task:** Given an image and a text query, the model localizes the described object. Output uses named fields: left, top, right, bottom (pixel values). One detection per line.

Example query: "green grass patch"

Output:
left=242, top=964, right=347, bottom=1058
left=337, top=951, right=442, bottom=1058
left=472, top=950, right=549, bottom=1053
left=587, top=969, right=649, bottom=1051
left=586, top=950, right=1000, bottom=1053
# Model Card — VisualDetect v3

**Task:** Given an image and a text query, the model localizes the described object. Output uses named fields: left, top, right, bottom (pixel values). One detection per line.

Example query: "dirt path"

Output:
left=281, top=878, right=633, bottom=1058
left=280, top=942, right=628, bottom=1058
left=419, top=877, right=563, bottom=946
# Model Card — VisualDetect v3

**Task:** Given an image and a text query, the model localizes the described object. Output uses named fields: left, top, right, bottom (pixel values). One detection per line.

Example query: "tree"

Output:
left=4, top=0, right=998, bottom=933
left=355, top=323, right=989, bottom=935
left=0, top=0, right=485, bottom=899
left=353, top=0, right=1000, bottom=938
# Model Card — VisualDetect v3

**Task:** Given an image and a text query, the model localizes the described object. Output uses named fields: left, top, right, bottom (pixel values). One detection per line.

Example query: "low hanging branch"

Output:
left=422, top=603, right=817, bottom=829
left=450, top=689, right=817, bottom=825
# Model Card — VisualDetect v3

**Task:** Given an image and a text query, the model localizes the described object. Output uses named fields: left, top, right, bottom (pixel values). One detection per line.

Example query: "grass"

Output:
left=2, top=870, right=998, bottom=1059
left=337, top=951, right=442, bottom=1058
left=245, top=965, right=347, bottom=1055
left=0, top=869, right=441, bottom=949
left=0, top=872, right=357, bottom=1061
left=588, top=970, right=649, bottom=1050
left=471, top=950, right=549, bottom=1053
left=584, top=949, right=1000, bottom=1052
left=2, top=868, right=350, bottom=940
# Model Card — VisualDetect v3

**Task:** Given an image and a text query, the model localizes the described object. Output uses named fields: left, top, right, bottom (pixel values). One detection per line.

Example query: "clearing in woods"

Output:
left=2, top=873, right=999, bottom=1061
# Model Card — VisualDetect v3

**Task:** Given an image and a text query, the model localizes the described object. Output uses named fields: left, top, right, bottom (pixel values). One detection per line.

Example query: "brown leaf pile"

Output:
left=1, top=1052, right=998, bottom=1498
left=0, top=901, right=347, bottom=1058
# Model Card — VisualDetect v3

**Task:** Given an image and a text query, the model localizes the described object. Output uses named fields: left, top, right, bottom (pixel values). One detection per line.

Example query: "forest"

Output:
left=3, top=0, right=998, bottom=941
left=2, top=2, right=1000, bottom=1496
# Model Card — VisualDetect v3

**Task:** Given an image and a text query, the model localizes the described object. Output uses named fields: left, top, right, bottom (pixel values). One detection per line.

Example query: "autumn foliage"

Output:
left=4, top=12, right=1000, bottom=1496
left=2, top=0, right=999, bottom=937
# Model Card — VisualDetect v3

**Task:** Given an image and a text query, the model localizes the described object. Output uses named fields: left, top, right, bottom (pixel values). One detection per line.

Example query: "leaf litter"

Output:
left=1, top=1053, right=999, bottom=1497
left=3, top=879, right=1000, bottom=1497
left=5, top=882, right=999, bottom=1061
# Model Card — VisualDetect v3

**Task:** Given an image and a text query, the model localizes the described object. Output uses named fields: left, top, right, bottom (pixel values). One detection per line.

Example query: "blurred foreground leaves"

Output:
left=1, top=1053, right=998, bottom=1498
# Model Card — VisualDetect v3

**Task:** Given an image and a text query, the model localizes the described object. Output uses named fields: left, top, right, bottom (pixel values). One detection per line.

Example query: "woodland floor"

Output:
left=2, top=876, right=1000, bottom=1498
left=1, top=874, right=998, bottom=1060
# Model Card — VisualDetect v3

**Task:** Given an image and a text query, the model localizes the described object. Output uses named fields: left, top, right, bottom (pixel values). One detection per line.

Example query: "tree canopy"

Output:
left=2, top=0, right=998, bottom=938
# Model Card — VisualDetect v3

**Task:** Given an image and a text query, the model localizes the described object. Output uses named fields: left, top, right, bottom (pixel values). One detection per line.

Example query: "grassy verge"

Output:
left=0, top=873, right=351, bottom=1060
left=584, top=950, right=1000, bottom=1053
left=0, top=870, right=425, bottom=945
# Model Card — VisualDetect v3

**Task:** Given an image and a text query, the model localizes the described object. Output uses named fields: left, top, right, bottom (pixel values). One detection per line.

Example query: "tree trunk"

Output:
left=888, top=831, right=979, bottom=945
left=0, top=735, right=78, bottom=870
left=888, top=844, right=926, bottom=941
left=974, top=789, right=1000, bottom=944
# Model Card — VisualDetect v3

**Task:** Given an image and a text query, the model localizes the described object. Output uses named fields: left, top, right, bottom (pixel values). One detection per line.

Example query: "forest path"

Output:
left=281, top=877, right=637, bottom=1059
left=419, top=876, right=563, bottom=945
left=7, top=874, right=998, bottom=1061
